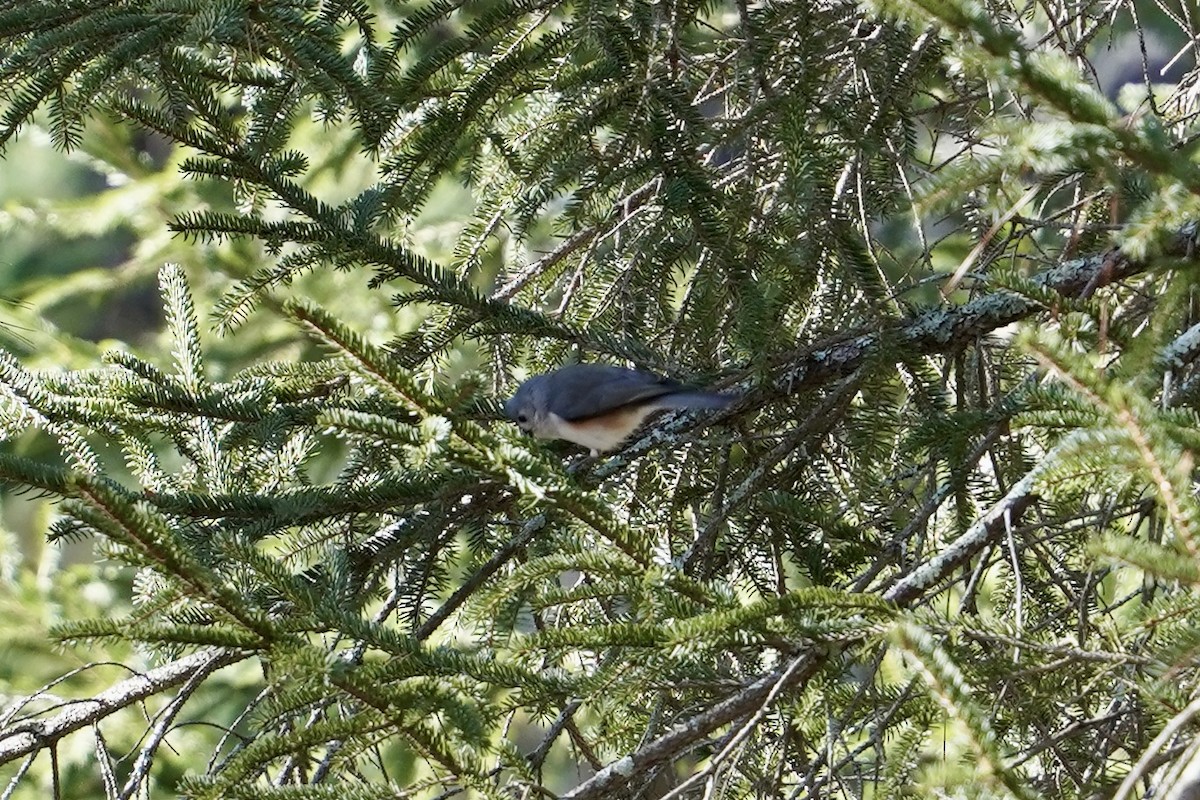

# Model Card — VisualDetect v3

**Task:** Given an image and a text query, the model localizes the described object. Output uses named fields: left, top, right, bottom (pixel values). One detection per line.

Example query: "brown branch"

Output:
left=1035, top=223, right=1197, bottom=298
left=415, top=514, right=546, bottom=640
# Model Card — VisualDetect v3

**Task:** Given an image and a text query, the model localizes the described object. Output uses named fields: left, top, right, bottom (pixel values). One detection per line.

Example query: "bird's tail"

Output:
left=652, top=391, right=736, bottom=411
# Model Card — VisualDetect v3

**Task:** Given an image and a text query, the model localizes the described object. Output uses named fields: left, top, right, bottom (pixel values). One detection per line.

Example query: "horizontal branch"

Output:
left=774, top=222, right=1200, bottom=395
left=1034, top=222, right=1198, bottom=297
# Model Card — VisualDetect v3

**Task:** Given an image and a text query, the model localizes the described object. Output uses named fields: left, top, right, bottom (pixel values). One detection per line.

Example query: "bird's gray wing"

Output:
left=545, top=364, right=684, bottom=421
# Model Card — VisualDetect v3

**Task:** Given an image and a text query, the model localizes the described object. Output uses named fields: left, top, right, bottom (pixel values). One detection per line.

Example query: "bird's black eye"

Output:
left=517, top=414, right=528, bottom=423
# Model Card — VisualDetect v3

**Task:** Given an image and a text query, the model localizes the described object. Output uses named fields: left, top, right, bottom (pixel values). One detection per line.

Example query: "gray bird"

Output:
left=505, top=363, right=733, bottom=455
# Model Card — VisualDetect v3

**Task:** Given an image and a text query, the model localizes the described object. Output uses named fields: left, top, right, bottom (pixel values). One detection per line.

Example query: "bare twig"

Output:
left=1114, top=696, right=1200, bottom=800
left=882, top=434, right=1068, bottom=605
left=0, top=649, right=244, bottom=766
left=657, top=657, right=808, bottom=800
left=561, top=654, right=822, bottom=800
left=118, top=654, right=223, bottom=799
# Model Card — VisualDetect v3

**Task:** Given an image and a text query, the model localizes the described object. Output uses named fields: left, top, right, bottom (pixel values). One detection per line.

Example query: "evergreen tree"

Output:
left=1, top=0, right=1199, bottom=797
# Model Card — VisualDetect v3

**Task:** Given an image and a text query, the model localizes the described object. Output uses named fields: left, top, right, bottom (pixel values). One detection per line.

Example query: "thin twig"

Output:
left=0, top=649, right=244, bottom=766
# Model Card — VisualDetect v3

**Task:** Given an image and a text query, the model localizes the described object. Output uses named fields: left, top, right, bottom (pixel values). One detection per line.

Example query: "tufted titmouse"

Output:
left=505, top=363, right=734, bottom=455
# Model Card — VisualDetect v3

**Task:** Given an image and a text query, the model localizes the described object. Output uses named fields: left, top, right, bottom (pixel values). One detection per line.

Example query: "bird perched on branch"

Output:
left=505, top=363, right=734, bottom=455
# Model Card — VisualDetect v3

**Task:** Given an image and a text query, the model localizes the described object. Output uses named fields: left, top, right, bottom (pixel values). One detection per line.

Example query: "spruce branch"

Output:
left=891, top=622, right=1037, bottom=800
left=1113, top=696, right=1200, bottom=800
left=597, top=225, right=1200, bottom=468
left=116, top=653, right=221, bottom=800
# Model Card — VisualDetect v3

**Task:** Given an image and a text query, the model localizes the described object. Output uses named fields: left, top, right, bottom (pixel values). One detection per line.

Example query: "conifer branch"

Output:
left=415, top=514, right=546, bottom=640
left=771, top=224, right=1199, bottom=393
